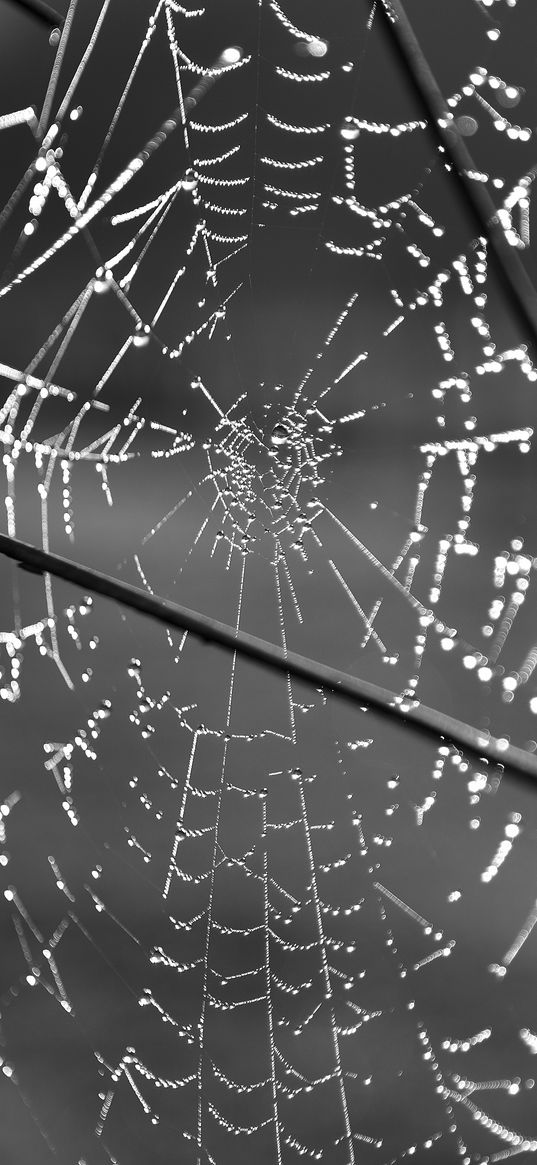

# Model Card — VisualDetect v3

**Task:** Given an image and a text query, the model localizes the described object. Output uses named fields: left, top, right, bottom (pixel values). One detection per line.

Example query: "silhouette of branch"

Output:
left=0, top=532, right=535, bottom=784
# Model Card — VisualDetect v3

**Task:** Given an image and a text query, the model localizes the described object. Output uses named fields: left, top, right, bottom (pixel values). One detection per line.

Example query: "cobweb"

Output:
left=1, top=0, right=537, bottom=1162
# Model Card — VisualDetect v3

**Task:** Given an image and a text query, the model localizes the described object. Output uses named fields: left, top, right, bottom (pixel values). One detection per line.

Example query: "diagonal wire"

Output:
left=0, top=532, right=536, bottom=784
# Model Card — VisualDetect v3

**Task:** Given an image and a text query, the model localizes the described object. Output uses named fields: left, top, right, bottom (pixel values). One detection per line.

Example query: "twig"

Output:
left=0, top=532, right=535, bottom=783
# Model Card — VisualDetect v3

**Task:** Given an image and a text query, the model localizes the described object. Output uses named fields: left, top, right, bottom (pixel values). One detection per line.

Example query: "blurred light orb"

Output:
left=295, top=38, right=328, bottom=58
left=498, top=85, right=521, bottom=107
left=220, top=46, right=243, bottom=64
left=455, top=115, right=479, bottom=136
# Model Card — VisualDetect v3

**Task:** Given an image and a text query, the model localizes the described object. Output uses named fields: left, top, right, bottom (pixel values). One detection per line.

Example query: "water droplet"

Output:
left=133, top=325, right=150, bottom=348
left=271, top=424, right=289, bottom=447
left=340, top=119, right=360, bottom=141
left=182, top=169, right=197, bottom=192
left=498, top=85, right=521, bottom=108
left=220, top=46, right=243, bottom=64
left=93, top=268, right=113, bottom=293
left=304, top=38, right=328, bottom=58
left=489, top=962, right=507, bottom=978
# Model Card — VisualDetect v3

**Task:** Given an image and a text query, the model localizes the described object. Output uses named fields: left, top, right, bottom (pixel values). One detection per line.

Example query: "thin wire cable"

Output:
left=0, top=532, right=536, bottom=783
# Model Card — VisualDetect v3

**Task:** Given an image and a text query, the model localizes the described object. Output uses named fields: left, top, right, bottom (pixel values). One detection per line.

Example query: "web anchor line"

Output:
left=1, top=532, right=536, bottom=784
left=377, top=0, right=537, bottom=360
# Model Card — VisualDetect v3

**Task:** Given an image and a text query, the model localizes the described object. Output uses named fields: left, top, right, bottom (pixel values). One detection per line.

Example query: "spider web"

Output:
left=1, top=1, right=537, bottom=1162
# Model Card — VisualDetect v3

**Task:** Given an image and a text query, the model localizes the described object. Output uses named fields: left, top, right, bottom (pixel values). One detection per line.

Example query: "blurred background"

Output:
left=2, top=1, right=537, bottom=1162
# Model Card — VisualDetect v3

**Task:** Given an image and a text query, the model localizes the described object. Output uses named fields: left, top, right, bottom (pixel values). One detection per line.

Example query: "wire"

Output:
left=0, top=532, right=536, bottom=784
